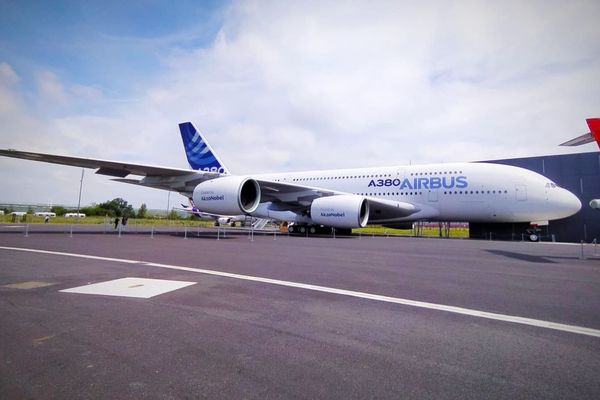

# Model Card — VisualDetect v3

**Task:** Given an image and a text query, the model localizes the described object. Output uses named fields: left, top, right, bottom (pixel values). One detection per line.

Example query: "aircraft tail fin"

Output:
left=559, top=118, right=600, bottom=149
left=178, top=122, right=229, bottom=174
left=586, top=118, right=600, bottom=149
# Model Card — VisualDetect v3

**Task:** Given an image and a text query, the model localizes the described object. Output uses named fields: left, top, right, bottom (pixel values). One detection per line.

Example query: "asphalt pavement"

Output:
left=1, top=227, right=599, bottom=399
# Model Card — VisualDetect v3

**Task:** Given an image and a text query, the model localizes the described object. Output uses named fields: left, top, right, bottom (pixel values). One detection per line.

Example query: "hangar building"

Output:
left=469, top=151, right=600, bottom=243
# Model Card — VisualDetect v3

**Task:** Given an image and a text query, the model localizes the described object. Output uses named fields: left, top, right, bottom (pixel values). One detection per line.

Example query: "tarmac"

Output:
left=1, top=225, right=599, bottom=399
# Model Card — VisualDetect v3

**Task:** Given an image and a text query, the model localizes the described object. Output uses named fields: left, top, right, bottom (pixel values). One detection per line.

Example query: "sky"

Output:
left=0, top=0, right=599, bottom=210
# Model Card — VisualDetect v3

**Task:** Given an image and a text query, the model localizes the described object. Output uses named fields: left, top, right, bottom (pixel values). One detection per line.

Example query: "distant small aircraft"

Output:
left=34, top=212, right=56, bottom=217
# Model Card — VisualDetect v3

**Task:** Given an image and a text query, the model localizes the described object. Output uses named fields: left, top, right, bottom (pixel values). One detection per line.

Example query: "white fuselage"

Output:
left=252, top=162, right=581, bottom=224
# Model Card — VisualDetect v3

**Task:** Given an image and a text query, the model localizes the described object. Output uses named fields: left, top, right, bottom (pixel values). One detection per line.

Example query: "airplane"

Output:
left=559, top=118, right=600, bottom=148
left=0, top=121, right=582, bottom=235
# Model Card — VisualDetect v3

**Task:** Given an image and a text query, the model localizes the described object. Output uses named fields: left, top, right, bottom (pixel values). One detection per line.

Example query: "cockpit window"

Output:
left=545, top=182, right=559, bottom=188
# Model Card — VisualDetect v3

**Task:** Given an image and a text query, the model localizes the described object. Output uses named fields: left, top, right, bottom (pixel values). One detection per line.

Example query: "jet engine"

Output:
left=310, top=195, right=369, bottom=228
left=193, top=176, right=260, bottom=215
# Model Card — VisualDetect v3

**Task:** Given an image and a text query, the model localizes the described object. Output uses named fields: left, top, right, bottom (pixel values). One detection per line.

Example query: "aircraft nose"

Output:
left=559, top=188, right=582, bottom=217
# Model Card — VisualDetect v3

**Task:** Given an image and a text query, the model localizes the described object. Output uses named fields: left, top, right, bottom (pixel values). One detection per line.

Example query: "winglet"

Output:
left=586, top=118, right=600, bottom=149
left=559, top=118, right=600, bottom=149
left=178, top=122, right=229, bottom=174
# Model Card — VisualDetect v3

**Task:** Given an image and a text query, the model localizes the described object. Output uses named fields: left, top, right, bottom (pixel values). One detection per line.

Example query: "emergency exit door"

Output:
left=515, top=185, right=527, bottom=201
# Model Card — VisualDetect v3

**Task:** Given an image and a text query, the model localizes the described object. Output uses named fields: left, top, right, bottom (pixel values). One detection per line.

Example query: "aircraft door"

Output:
left=428, top=189, right=438, bottom=202
left=515, top=184, right=527, bottom=201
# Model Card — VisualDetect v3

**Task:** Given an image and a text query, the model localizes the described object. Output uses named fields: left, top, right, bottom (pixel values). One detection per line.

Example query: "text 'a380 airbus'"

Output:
left=0, top=121, right=582, bottom=235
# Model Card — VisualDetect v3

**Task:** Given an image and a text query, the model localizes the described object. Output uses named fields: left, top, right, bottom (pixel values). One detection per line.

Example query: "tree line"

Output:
left=50, top=198, right=144, bottom=218
left=2, top=198, right=189, bottom=220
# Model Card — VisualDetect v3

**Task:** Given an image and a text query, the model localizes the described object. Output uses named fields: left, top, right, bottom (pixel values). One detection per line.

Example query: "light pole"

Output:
left=166, top=191, right=171, bottom=219
left=76, top=169, right=84, bottom=222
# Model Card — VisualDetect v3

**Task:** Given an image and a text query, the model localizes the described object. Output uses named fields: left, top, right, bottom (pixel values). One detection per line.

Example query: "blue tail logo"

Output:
left=179, top=122, right=228, bottom=174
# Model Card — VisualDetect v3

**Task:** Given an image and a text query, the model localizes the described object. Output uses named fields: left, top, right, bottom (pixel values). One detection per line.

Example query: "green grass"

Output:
left=0, top=215, right=216, bottom=227
left=353, top=225, right=469, bottom=238
left=0, top=215, right=469, bottom=237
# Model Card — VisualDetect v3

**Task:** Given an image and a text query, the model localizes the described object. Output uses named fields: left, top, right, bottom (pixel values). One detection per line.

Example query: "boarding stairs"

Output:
left=243, top=216, right=269, bottom=230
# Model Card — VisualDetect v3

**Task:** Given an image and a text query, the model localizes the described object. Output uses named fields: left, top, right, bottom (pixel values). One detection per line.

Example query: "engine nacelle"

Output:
left=193, top=176, right=260, bottom=215
left=310, top=195, right=369, bottom=228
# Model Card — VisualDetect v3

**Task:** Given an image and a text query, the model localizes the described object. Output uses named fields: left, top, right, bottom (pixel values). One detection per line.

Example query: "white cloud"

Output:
left=70, top=84, right=103, bottom=101
left=158, top=1, right=599, bottom=168
left=35, top=70, right=70, bottom=107
left=0, top=62, right=19, bottom=86
left=1, top=0, right=599, bottom=208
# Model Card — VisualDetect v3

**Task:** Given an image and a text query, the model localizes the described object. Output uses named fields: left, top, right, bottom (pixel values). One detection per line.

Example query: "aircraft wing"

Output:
left=365, top=196, right=421, bottom=221
left=257, top=180, right=335, bottom=207
left=0, top=148, right=222, bottom=196
left=0, top=149, right=198, bottom=177
left=559, top=118, right=600, bottom=149
left=1, top=148, right=421, bottom=220
left=559, top=133, right=596, bottom=147
left=255, top=179, right=419, bottom=219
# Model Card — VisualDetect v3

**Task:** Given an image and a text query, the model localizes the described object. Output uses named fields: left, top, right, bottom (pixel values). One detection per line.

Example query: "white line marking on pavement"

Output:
left=2, top=245, right=599, bottom=338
